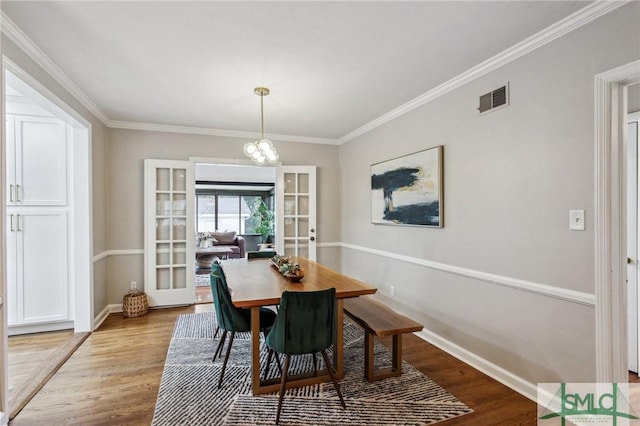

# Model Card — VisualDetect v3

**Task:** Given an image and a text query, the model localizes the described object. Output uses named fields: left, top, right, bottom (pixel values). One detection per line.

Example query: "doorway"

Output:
left=193, top=161, right=276, bottom=304
left=2, top=60, right=92, bottom=417
left=595, top=60, right=640, bottom=383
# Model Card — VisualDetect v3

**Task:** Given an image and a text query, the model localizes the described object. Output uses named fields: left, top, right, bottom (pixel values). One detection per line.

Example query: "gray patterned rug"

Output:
left=195, top=274, right=211, bottom=287
left=152, top=311, right=472, bottom=425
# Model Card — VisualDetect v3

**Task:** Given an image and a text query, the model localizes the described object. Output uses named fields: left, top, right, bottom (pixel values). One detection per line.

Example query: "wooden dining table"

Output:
left=221, top=257, right=377, bottom=395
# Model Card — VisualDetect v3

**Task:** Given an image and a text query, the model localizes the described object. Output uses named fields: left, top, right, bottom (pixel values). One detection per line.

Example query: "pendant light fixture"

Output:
left=244, top=87, right=279, bottom=165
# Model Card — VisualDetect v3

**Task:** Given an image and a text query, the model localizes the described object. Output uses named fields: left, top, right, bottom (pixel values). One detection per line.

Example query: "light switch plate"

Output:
left=569, top=209, right=585, bottom=231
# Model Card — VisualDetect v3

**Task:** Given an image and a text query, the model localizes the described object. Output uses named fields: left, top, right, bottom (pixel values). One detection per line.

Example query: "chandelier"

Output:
left=244, top=87, right=279, bottom=165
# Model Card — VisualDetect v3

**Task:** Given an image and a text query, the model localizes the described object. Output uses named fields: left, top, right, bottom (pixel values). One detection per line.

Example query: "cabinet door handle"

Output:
left=9, top=184, right=14, bottom=202
left=17, top=214, right=21, bottom=232
left=16, top=184, right=21, bottom=202
left=9, top=214, right=14, bottom=232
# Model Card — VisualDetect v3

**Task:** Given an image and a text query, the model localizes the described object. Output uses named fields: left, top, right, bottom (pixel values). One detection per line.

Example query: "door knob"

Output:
left=310, top=236, right=315, bottom=241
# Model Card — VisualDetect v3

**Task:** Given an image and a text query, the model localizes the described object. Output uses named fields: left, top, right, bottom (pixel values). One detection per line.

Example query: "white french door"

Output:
left=276, top=166, right=317, bottom=260
left=144, top=160, right=195, bottom=307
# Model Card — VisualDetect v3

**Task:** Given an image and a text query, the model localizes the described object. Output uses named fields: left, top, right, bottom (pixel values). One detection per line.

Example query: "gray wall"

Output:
left=106, top=128, right=340, bottom=303
left=338, top=3, right=639, bottom=384
left=630, top=83, right=640, bottom=113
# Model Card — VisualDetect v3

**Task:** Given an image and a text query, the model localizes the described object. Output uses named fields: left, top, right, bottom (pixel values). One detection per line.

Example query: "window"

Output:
left=195, top=184, right=273, bottom=235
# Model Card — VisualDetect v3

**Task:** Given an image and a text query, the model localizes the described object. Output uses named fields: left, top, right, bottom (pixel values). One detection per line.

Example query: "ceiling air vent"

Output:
left=478, top=83, right=509, bottom=114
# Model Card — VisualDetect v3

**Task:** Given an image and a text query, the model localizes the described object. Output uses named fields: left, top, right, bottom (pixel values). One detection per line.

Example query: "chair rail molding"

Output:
left=333, top=242, right=594, bottom=306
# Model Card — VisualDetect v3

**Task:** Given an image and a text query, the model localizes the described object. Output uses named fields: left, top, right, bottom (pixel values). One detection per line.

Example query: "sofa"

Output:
left=197, top=231, right=245, bottom=259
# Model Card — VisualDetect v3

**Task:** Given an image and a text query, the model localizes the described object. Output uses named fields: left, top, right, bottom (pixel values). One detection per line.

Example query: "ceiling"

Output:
left=1, top=1, right=595, bottom=143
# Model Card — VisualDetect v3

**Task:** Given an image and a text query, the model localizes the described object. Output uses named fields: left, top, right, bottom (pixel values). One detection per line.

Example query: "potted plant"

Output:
left=253, top=199, right=274, bottom=245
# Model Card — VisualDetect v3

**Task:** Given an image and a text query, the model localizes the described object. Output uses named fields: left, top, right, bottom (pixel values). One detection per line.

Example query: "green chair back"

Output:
left=247, top=250, right=277, bottom=259
left=210, top=269, right=251, bottom=333
left=266, top=288, right=336, bottom=355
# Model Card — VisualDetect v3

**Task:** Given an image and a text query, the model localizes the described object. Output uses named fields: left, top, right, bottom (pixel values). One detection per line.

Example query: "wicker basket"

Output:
left=122, top=291, right=149, bottom=318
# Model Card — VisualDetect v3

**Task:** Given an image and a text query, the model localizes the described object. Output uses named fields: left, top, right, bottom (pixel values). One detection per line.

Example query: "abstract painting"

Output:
left=371, top=145, right=443, bottom=227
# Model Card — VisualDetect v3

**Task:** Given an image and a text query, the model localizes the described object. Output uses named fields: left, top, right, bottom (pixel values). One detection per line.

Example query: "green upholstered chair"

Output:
left=247, top=250, right=277, bottom=259
left=210, top=263, right=278, bottom=389
left=265, top=288, right=346, bottom=424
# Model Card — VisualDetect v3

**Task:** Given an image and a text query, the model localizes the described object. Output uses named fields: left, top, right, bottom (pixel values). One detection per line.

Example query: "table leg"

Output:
left=335, top=299, right=344, bottom=379
left=250, top=306, right=261, bottom=394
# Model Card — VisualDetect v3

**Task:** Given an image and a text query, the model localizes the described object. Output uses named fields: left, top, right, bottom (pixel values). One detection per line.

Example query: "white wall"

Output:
left=338, top=2, right=640, bottom=385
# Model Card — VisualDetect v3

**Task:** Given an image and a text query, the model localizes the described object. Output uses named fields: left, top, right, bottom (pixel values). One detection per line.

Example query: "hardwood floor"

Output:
left=10, top=303, right=537, bottom=425
left=8, top=330, right=89, bottom=420
left=8, top=330, right=74, bottom=397
left=195, top=283, right=213, bottom=304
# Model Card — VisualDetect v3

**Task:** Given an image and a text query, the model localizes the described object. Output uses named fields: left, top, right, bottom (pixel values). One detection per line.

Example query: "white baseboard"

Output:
left=92, top=304, right=123, bottom=330
left=8, top=320, right=74, bottom=336
left=415, top=328, right=538, bottom=402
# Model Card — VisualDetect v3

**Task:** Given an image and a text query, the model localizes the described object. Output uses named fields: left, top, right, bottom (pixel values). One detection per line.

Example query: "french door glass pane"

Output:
left=284, top=173, right=295, bottom=193
left=173, top=242, right=186, bottom=264
left=156, top=168, right=170, bottom=191
left=156, top=243, right=170, bottom=265
left=298, top=218, right=309, bottom=237
left=298, top=174, right=309, bottom=193
left=173, top=267, right=186, bottom=289
left=172, top=169, right=186, bottom=191
left=173, top=218, right=186, bottom=240
left=173, top=193, right=186, bottom=216
left=157, top=268, right=170, bottom=290
left=298, top=195, right=309, bottom=215
left=156, top=218, right=170, bottom=240
left=156, top=193, right=170, bottom=215
left=284, top=195, right=296, bottom=215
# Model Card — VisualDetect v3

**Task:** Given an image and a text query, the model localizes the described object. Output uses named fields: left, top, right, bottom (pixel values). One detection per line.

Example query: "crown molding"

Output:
left=0, top=11, right=111, bottom=126
left=337, top=0, right=629, bottom=144
left=108, top=120, right=340, bottom=145
left=1, top=2, right=627, bottom=145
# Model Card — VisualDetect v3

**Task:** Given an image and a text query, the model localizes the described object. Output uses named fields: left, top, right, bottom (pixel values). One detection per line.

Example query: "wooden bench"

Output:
left=344, top=296, right=423, bottom=382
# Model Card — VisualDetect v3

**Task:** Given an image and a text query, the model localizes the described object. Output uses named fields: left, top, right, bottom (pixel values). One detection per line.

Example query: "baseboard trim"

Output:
left=415, top=328, right=538, bottom=402
left=93, top=305, right=111, bottom=330
left=8, top=321, right=74, bottom=336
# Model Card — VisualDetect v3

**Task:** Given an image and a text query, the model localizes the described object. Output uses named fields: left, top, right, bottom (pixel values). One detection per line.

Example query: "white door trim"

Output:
left=595, top=60, right=640, bottom=383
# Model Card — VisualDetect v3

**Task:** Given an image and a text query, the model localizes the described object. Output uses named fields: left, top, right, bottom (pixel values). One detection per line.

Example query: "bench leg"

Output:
left=391, top=334, right=402, bottom=375
left=364, top=332, right=403, bottom=382
left=364, top=331, right=375, bottom=381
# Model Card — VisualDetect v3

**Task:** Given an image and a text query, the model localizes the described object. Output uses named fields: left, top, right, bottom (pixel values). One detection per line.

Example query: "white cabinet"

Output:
left=5, top=112, right=71, bottom=332
left=7, top=211, right=69, bottom=326
left=6, top=114, right=67, bottom=206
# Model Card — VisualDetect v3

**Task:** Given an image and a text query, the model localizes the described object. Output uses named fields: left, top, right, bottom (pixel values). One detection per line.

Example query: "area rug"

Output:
left=195, top=274, right=211, bottom=287
left=152, top=311, right=472, bottom=425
